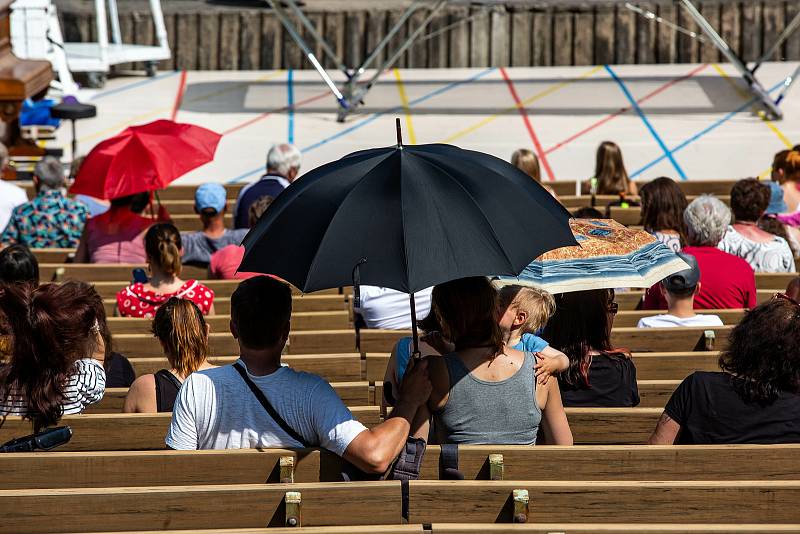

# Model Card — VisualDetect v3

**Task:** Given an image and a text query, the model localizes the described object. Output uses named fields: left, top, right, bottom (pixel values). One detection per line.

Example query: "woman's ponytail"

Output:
left=145, top=223, right=183, bottom=277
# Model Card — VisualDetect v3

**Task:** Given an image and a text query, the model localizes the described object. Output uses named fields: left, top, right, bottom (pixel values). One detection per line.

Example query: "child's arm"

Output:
left=534, top=346, right=570, bottom=384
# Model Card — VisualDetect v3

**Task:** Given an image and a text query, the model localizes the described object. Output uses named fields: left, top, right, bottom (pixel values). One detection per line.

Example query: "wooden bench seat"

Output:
left=103, top=295, right=348, bottom=316
left=2, top=480, right=798, bottom=533
left=41, top=263, right=207, bottom=283
left=0, top=408, right=662, bottom=451
left=613, top=309, right=744, bottom=327
left=170, top=213, right=234, bottom=232
left=5, top=444, right=799, bottom=489
left=74, top=526, right=800, bottom=534
left=91, top=280, right=341, bottom=299
left=106, top=311, right=350, bottom=334
left=360, top=326, right=733, bottom=354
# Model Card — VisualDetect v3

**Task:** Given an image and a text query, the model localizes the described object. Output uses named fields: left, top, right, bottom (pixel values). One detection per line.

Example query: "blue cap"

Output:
left=195, top=183, right=227, bottom=213
left=766, top=181, right=787, bottom=214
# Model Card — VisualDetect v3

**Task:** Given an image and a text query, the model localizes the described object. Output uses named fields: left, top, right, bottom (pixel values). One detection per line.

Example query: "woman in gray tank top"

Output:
left=410, top=277, right=573, bottom=446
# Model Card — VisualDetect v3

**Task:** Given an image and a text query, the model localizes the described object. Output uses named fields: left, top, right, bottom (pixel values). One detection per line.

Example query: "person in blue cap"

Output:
left=181, top=183, right=248, bottom=267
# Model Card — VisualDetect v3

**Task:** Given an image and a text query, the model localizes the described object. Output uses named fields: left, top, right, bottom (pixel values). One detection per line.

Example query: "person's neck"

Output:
left=667, top=297, right=696, bottom=319
left=506, top=331, right=522, bottom=347
left=734, top=220, right=758, bottom=227
left=148, top=269, right=178, bottom=288
left=239, top=347, right=283, bottom=376
left=202, top=217, right=227, bottom=238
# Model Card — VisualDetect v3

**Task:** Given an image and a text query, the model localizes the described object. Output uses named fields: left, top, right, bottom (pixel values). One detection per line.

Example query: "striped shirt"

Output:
left=0, top=359, right=106, bottom=417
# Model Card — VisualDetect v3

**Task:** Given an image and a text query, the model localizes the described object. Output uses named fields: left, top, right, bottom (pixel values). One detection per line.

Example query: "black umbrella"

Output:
left=240, top=120, right=577, bottom=353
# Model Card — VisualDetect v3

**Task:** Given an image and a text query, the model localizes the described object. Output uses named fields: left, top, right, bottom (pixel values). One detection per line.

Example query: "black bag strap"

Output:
left=439, top=443, right=464, bottom=480
left=155, top=369, right=183, bottom=390
left=232, top=362, right=313, bottom=448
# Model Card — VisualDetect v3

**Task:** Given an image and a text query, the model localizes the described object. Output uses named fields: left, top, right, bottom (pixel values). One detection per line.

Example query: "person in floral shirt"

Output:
left=1, top=157, right=89, bottom=248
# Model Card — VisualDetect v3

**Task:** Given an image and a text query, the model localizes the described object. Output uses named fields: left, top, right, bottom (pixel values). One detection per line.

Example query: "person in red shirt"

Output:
left=643, top=195, right=756, bottom=310
left=209, top=195, right=273, bottom=280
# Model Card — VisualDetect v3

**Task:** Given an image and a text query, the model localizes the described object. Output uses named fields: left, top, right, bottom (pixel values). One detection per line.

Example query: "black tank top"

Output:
left=154, top=370, right=183, bottom=412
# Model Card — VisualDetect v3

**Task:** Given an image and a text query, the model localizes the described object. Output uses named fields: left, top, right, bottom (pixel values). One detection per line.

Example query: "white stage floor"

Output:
left=60, top=62, right=800, bottom=188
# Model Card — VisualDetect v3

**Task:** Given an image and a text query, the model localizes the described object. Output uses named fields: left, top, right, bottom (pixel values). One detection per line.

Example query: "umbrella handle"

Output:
left=409, top=291, right=420, bottom=359
left=351, top=258, right=367, bottom=308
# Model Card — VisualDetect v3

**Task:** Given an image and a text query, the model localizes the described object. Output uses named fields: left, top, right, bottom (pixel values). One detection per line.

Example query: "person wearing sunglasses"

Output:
left=542, top=289, right=640, bottom=408
left=649, top=294, right=800, bottom=444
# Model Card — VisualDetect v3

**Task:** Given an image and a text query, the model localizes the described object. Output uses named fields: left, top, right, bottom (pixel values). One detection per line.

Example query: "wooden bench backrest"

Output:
left=613, top=309, right=744, bottom=328
left=104, top=294, right=348, bottom=315
left=106, top=311, right=350, bottom=334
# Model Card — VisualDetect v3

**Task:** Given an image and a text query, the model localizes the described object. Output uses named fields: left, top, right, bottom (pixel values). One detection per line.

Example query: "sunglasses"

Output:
left=773, top=293, right=800, bottom=307
left=607, top=302, right=619, bottom=315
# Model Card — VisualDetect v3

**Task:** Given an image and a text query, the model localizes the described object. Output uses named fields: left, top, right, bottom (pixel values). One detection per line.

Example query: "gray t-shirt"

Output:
left=165, top=360, right=367, bottom=454
left=181, top=229, right=248, bottom=265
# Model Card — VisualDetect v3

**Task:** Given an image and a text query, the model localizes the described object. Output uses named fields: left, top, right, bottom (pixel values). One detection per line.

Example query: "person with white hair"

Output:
left=0, top=142, right=27, bottom=233
left=1, top=156, right=89, bottom=248
left=643, top=194, right=756, bottom=310
left=233, top=143, right=301, bottom=228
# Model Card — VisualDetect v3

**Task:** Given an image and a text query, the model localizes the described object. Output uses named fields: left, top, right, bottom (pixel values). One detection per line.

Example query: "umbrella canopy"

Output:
left=239, top=141, right=577, bottom=294
left=69, top=119, right=221, bottom=199
left=495, top=219, right=690, bottom=294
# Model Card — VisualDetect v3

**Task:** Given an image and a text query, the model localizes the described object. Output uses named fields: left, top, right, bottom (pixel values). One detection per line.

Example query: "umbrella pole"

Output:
left=409, top=292, right=420, bottom=359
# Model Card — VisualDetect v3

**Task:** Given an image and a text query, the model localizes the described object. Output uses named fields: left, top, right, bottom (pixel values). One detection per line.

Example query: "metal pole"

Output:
left=678, top=0, right=782, bottom=119
left=409, top=292, right=420, bottom=357
left=752, top=10, right=800, bottom=74
left=775, top=63, right=800, bottom=106
left=106, top=0, right=122, bottom=45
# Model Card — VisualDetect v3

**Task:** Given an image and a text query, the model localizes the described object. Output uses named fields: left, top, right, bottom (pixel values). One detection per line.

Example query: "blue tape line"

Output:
left=605, top=65, right=687, bottom=180
left=287, top=69, right=295, bottom=144
left=630, top=79, right=786, bottom=179
left=226, top=67, right=497, bottom=184
left=90, top=70, right=178, bottom=101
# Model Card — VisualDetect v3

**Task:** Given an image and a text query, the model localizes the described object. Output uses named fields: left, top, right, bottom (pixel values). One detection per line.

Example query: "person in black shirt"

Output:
left=543, top=289, right=640, bottom=407
left=650, top=294, right=800, bottom=444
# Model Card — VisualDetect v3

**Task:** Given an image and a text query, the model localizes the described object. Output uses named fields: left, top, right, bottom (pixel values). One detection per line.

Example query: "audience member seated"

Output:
left=511, top=148, right=556, bottom=197
left=639, top=177, right=687, bottom=252
left=410, top=277, right=573, bottom=445
left=124, top=298, right=214, bottom=412
left=496, top=285, right=569, bottom=381
left=70, top=156, right=110, bottom=217
left=0, top=281, right=106, bottom=429
left=581, top=141, right=637, bottom=196
left=0, top=143, right=27, bottom=233
left=637, top=253, right=722, bottom=328
left=234, top=143, right=301, bottom=229
left=649, top=295, right=800, bottom=444
left=0, top=244, right=38, bottom=286
left=166, top=276, right=432, bottom=475
left=74, top=192, right=160, bottom=264
left=209, top=195, right=273, bottom=280
left=773, top=147, right=800, bottom=212
left=182, top=184, right=247, bottom=267
left=572, top=206, right=604, bottom=219
left=116, top=223, right=215, bottom=317
left=643, top=195, right=756, bottom=310
left=355, top=286, right=433, bottom=329
left=544, top=289, right=640, bottom=408
left=718, top=178, right=794, bottom=273
left=1, top=156, right=89, bottom=248
left=97, top=315, right=136, bottom=389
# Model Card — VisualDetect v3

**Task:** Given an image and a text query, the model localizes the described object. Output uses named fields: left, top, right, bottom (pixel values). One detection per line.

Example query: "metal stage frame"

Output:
left=265, top=0, right=800, bottom=122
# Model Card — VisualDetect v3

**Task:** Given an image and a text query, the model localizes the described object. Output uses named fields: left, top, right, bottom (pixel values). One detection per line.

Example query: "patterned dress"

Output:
left=116, top=280, right=215, bottom=318
left=718, top=225, right=795, bottom=273
left=1, top=190, right=89, bottom=248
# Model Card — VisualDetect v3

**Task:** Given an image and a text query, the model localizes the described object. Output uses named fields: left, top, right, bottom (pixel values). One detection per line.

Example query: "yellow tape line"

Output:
left=440, top=65, right=604, bottom=144
left=393, top=68, right=417, bottom=144
left=712, top=63, right=793, bottom=150
left=78, top=70, right=286, bottom=144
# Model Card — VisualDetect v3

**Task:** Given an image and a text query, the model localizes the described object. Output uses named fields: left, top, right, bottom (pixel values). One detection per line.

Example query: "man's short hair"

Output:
left=34, top=156, right=65, bottom=190
left=231, top=275, right=292, bottom=349
left=266, top=143, right=301, bottom=177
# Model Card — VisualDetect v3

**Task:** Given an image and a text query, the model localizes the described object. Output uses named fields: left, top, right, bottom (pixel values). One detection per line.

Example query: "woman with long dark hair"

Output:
left=124, top=297, right=215, bottom=412
left=0, top=281, right=106, bottom=429
left=411, top=277, right=572, bottom=445
left=582, top=141, right=637, bottom=196
left=542, top=289, right=640, bottom=407
left=649, top=295, right=800, bottom=444
left=639, top=177, right=688, bottom=252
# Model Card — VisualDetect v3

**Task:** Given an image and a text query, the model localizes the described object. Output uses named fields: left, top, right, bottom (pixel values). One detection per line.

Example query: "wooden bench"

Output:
left=106, top=311, right=350, bottom=334
left=2, top=480, right=797, bottom=532
left=159, top=199, right=236, bottom=215
left=360, top=326, right=733, bottom=354
left=30, top=248, right=75, bottom=263
left=756, top=272, right=798, bottom=290
left=40, top=263, right=207, bottom=283
left=103, top=295, right=348, bottom=316
left=5, top=444, right=799, bottom=489
left=89, top=526, right=796, bottom=534
left=170, top=213, right=234, bottom=231
left=91, top=280, right=342, bottom=299
left=614, top=309, right=744, bottom=327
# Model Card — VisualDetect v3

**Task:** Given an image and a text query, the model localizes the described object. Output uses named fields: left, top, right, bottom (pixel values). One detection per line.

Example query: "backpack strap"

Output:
left=232, top=362, right=313, bottom=448
left=439, top=443, right=464, bottom=480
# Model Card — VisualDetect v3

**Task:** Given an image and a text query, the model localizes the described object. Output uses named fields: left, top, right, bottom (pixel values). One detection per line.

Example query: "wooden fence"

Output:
left=55, top=0, right=800, bottom=71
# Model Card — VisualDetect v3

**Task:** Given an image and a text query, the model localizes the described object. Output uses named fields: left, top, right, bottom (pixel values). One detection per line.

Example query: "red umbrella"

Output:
left=70, top=119, right=221, bottom=199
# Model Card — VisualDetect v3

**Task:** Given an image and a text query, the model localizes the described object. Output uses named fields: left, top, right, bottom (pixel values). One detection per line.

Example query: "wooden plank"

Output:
left=433, top=526, right=800, bottom=534
left=762, top=1, right=785, bottom=61
left=366, top=10, right=387, bottom=67
left=448, top=5, right=470, bottom=68
left=427, top=10, right=448, bottom=68
left=567, top=407, right=661, bottom=444
left=260, top=12, right=282, bottom=70
left=39, top=263, right=207, bottom=283
left=288, top=329, right=356, bottom=354
left=699, top=2, right=721, bottom=63
left=633, top=352, right=720, bottom=380
left=676, top=3, right=699, bottom=63
left=281, top=13, right=303, bottom=69
left=635, top=2, right=656, bottom=64
left=741, top=2, right=763, bottom=62
left=470, top=5, right=490, bottom=67
left=239, top=12, right=261, bottom=70
left=197, top=12, right=219, bottom=70
left=408, top=8, right=428, bottom=68
left=594, top=7, right=615, bottom=66
left=106, top=311, right=349, bottom=335
left=656, top=2, right=677, bottom=63
left=0, top=482, right=401, bottom=532
left=573, top=10, right=593, bottom=66
left=217, top=12, right=241, bottom=70
left=552, top=10, right=573, bottom=66
left=756, top=272, right=796, bottom=290
left=614, top=5, right=636, bottom=64
left=158, top=198, right=235, bottom=215
left=92, top=281, right=342, bottom=299
left=158, top=13, right=176, bottom=71
left=130, top=354, right=363, bottom=382
left=88, top=381, right=371, bottom=413
left=115, top=12, right=135, bottom=72
left=617, top=290, right=644, bottom=310
left=787, top=0, right=800, bottom=61
left=613, top=309, right=744, bottom=328
left=509, top=8, right=531, bottom=67
left=303, top=12, right=326, bottom=68
left=531, top=8, right=552, bottom=66
left=490, top=5, right=510, bottom=67
left=81, top=528, right=420, bottom=534
left=345, top=11, right=366, bottom=69
left=175, top=13, right=198, bottom=70
left=386, top=9, right=408, bottom=69
left=409, top=480, right=800, bottom=524
left=612, top=326, right=733, bottom=353
left=636, top=379, right=679, bottom=407
left=105, top=295, right=349, bottom=316
left=29, top=248, right=75, bottom=263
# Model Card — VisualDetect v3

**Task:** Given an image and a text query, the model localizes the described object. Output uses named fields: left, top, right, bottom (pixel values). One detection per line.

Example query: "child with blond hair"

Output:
left=497, top=285, right=569, bottom=383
